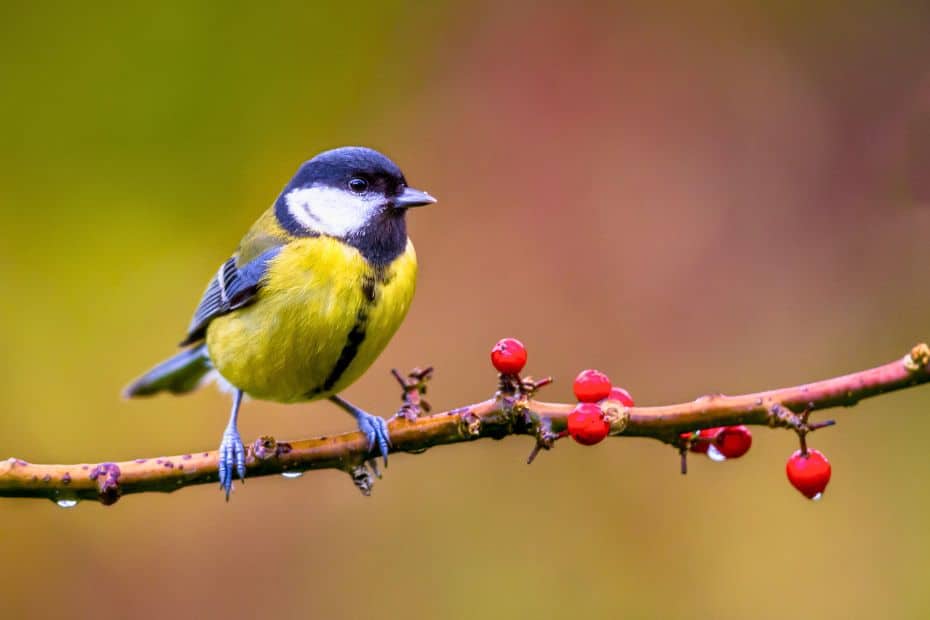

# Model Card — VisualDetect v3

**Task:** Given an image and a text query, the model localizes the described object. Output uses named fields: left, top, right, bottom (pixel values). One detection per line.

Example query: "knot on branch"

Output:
left=348, top=460, right=381, bottom=496
left=496, top=377, right=553, bottom=431
left=905, top=343, right=930, bottom=371
left=1, top=457, right=29, bottom=475
left=766, top=403, right=835, bottom=451
left=526, top=417, right=565, bottom=464
left=602, top=399, right=631, bottom=434
left=766, top=403, right=797, bottom=428
left=392, top=367, right=433, bottom=421
left=252, top=436, right=292, bottom=461
left=89, top=462, right=121, bottom=506
left=460, top=408, right=483, bottom=437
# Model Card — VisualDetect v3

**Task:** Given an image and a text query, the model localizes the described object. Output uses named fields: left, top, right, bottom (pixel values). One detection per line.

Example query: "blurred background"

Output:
left=1, top=1, right=929, bottom=618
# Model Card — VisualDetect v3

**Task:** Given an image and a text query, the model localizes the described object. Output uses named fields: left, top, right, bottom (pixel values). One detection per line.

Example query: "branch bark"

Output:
left=2, top=343, right=928, bottom=506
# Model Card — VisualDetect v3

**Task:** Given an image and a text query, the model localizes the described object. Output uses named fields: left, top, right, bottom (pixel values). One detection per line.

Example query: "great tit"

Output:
left=125, top=146, right=436, bottom=499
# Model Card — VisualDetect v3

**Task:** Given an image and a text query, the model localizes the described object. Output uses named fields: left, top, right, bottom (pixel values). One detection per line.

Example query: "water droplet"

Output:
left=281, top=471, right=303, bottom=479
left=706, top=445, right=727, bottom=462
left=56, top=499, right=78, bottom=508
left=811, top=492, right=823, bottom=502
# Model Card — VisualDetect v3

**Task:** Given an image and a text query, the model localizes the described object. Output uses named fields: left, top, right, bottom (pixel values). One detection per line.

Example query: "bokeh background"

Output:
left=2, top=1, right=930, bottom=618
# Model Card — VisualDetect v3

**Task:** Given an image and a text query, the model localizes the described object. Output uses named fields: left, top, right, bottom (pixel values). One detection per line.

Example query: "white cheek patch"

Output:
left=285, top=186, right=379, bottom=237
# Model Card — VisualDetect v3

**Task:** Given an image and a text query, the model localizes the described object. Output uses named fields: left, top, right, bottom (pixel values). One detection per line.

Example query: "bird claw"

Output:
left=218, top=426, right=247, bottom=501
left=356, top=411, right=391, bottom=467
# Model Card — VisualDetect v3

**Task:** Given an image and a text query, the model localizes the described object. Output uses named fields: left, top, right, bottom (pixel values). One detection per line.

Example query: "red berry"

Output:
left=606, top=386, right=635, bottom=408
left=573, top=369, right=612, bottom=403
left=680, top=428, right=720, bottom=454
left=490, top=338, right=527, bottom=374
left=786, top=449, right=831, bottom=500
left=567, top=402, right=610, bottom=445
left=714, top=425, right=752, bottom=459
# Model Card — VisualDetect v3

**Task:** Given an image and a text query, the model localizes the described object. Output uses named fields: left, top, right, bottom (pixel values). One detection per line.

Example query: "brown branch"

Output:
left=2, top=343, right=929, bottom=506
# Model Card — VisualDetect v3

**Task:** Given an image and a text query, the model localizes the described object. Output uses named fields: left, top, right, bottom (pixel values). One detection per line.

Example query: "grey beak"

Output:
left=394, top=187, right=437, bottom=208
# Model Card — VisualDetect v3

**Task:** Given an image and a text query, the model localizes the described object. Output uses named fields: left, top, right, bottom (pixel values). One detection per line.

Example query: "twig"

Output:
left=1, top=343, right=928, bottom=506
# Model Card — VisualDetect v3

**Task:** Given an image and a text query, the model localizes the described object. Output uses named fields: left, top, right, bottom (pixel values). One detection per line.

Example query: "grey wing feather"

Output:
left=179, top=246, right=282, bottom=346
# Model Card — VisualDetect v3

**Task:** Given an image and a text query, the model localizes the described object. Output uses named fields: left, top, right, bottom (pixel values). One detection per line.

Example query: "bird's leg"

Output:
left=218, top=389, right=247, bottom=500
left=329, top=395, right=391, bottom=466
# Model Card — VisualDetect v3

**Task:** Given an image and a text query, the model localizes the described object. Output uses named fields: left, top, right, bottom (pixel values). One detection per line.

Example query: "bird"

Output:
left=124, top=146, right=436, bottom=499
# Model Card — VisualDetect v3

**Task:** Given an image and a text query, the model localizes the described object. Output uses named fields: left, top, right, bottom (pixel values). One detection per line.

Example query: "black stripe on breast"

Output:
left=318, top=312, right=369, bottom=394
left=306, top=268, right=389, bottom=398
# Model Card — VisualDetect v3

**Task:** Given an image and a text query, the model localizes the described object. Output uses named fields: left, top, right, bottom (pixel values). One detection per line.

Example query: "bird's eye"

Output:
left=348, top=178, right=369, bottom=194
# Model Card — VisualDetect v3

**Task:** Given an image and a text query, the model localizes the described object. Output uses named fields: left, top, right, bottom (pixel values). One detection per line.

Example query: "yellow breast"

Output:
left=205, top=236, right=417, bottom=402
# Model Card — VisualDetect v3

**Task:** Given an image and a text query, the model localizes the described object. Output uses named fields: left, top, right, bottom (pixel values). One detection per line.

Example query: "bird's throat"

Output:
left=345, top=211, right=408, bottom=267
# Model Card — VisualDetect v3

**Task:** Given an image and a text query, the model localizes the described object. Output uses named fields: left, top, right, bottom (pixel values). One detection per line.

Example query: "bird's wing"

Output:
left=180, top=246, right=282, bottom=346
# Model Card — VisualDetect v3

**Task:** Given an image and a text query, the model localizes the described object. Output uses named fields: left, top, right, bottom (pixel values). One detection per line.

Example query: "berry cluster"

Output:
left=566, top=370, right=634, bottom=445
left=490, top=340, right=635, bottom=447
left=489, top=337, right=833, bottom=501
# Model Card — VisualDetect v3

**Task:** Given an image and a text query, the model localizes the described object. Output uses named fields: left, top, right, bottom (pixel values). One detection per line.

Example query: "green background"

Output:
left=1, top=2, right=930, bottom=618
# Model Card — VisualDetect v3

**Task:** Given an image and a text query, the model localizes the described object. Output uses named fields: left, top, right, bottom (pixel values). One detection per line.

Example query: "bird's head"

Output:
left=274, top=146, right=436, bottom=243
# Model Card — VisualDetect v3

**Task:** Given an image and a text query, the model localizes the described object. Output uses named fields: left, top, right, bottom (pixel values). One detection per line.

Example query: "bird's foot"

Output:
left=355, top=410, right=392, bottom=467
left=330, top=395, right=392, bottom=467
left=218, top=425, right=247, bottom=500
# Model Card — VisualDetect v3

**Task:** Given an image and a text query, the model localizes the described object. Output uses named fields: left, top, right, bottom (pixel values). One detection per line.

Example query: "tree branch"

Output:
left=2, top=343, right=928, bottom=506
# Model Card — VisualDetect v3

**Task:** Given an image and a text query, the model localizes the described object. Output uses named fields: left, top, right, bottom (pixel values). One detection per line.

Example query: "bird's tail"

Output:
left=123, top=343, right=214, bottom=398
